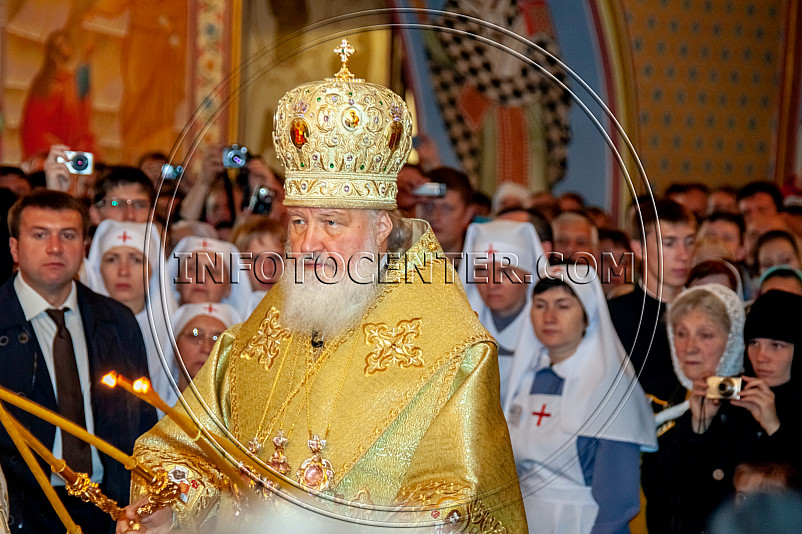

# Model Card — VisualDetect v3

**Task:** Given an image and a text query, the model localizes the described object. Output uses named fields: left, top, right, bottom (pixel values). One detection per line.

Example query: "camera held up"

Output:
left=706, top=376, right=743, bottom=400
left=57, top=151, right=93, bottom=175
left=223, top=144, right=248, bottom=168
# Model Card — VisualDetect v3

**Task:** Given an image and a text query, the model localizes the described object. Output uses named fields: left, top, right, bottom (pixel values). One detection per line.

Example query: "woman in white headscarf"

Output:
left=167, top=236, right=253, bottom=311
left=642, top=284, right=748, bottom=534
left=85, top=220, right=176, bottom=409
left=505, top=264, right=657, bottom=534
left=458, top=220, right=544, bottom=401
left=164, top=302, right=240, bottom=407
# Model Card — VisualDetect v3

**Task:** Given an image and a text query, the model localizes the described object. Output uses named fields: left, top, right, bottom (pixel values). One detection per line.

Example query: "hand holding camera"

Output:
left=730, top=376, right=781, bottom=435
left=44, top=145, right=92, bottom=197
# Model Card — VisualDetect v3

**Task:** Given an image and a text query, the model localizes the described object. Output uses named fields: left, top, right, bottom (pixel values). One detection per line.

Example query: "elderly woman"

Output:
left=642, top=284, right=754, bottom=534
left=165, top=302, right=240, bottom=407
left=505, top=266, right=656, bottom=534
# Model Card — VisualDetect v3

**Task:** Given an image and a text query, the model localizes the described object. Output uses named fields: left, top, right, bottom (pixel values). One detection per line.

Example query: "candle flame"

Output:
left=102, top=372, right=118, bottom=388
left=133, top=378, right=150, bottom=393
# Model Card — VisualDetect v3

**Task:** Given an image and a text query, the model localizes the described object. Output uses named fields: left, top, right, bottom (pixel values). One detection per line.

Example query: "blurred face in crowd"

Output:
left=744, top=215, right=788, bottom=267
left=697, top=220, right=744, bottom=261
left=177, top=252, right=231, bottom=305
left=417, top=190, right=474, bottom=253
left=708, top=190, right=739, bottom=215
left=739, top=192, right=778, bottom=225
left=552, top=219, right=597, bottom=261
left=94, top=183, right=152, bottom=224
left=747, top=338, right=794, bottom=387
left=757, top=237, right=801, bottom=275
left=243, top=233, right=284, bottom=292
left=672, top=308, right=728, bottom=382
left=637, top=222, right=695, bottom=300
left=10, top=207, right=85, bottom=306
left=0, top=173, right=31, bottom=196
left=670, top=190, right=707, bottom=219
left=531, top=285, right=587, bottom=363
left=100, top=245, right=149, bottom=314
left=204, top=188, right=233, bottom=228
left=473, top=263, right=530, bottom=317
left=176, top=315, right=226, bottom=388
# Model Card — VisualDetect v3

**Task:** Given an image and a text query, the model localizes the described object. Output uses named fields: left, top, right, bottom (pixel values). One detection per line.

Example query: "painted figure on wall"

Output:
left=21, top=30, right=96, bottom=160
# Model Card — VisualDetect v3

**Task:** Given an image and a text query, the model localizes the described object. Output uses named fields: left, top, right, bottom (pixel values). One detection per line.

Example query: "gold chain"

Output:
left=251, top=333, right=295, bottom=447
left=305, top=332, right=360, bottom=442
left=256, top=333, right=341, bottom=446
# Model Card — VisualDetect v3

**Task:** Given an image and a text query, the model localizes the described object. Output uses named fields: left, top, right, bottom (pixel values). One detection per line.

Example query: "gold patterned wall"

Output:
left=619, top=0, right=786, bottom=192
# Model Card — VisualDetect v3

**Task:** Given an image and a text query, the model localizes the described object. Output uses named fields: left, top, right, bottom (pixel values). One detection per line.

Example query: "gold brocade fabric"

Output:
left=133, top=219, right=527, bottom=532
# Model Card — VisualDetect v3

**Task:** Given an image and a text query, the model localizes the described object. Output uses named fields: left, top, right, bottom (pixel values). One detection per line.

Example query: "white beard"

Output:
left=279, top=238, right=381, bottom=341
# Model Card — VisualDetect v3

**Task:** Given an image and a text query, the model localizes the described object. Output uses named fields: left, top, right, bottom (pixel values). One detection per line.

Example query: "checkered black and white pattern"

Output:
left=426, top=3, right=572, bottom=187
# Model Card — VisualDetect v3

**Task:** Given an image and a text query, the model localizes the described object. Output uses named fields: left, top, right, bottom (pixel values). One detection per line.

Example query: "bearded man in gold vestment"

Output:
left=118, top=40, right=526, bottom=533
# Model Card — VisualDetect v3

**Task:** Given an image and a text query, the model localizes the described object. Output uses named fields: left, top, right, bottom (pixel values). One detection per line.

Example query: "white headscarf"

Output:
left=657, top=284, right=745, bottom=425
left=491, top=182, right=531, bottom=215
left=507, top=265, right=658, bottom=451
left=85, top=220, right=177, bottom=405
left=163, top=302, right=241, bottom=407
left=166, top=236, right=253, bottom=311
left=458, top=219, right=544, bottom=342
left=458, top=220, right=545, bottom=400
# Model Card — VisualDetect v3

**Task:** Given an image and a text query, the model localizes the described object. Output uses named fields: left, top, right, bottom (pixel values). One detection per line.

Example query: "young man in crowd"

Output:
left=416, top=167, right=475, bottom=258
left=90, top=166, right=154, bottom=225
left=737, top=181, right=783, bottom=227
left=608, top=198, right=697, bottom=408
left=0, top=190, right=155, bottom=533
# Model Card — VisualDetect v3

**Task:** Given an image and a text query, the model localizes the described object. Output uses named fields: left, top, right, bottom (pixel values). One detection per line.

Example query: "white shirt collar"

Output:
left=14, top=273, right=78, bottom=321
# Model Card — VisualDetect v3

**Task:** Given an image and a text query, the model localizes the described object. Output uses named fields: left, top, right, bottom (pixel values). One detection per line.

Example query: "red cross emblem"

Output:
left=204, top=304, right=215, bottom=314
left=532, top=404, right=551, bottom=426
left=485, top=243, right=497, bottom=257
left=200, top=240, right=210, bottom=248
left=118, top=231, right=131, bottom=243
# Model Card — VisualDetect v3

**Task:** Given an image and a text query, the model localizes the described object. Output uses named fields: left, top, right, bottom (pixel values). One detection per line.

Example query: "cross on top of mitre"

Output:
left=334, top=38, right=356, bottom=81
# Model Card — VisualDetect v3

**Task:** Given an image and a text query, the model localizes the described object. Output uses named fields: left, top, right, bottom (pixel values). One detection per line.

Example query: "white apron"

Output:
left=508, top=370, right=598, bottom=534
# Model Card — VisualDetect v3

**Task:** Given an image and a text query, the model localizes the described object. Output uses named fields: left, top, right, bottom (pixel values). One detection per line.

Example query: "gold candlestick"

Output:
left=103, top=373, right=253, bottom=494
left=0, top=401, right=82, bottom=533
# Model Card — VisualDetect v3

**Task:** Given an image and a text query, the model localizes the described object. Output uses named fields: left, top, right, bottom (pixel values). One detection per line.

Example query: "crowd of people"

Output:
left=1, top=136, right=801, bottom=533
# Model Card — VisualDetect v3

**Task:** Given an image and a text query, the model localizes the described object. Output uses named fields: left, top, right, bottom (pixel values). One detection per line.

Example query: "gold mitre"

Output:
left=273, top=39, right=413, bottom=210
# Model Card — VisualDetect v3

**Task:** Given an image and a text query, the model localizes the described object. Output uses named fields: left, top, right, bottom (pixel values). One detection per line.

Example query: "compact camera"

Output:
left=412, top=182, right=447, bottom=197
left=248, top=186, right=275, bottom=215
left=223, top=144, right=248, bottom=168
left=160, top=164, right=183, bottom=180
left=706, top=376, right=743, bottom=400
left=57, top=151, right=93, bottom=175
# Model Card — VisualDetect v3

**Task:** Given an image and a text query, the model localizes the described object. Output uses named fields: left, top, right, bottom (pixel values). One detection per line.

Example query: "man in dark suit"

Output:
left=0, top=190, right=156, bottom=533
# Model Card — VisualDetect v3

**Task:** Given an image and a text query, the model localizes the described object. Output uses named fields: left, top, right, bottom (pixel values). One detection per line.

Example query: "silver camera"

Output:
left=160, top=164, right=183, bottom=180
left=222, top=144, right=248, bottom=168
left=57, top=151, right=93, bottom=175
left=706, top=376, right=743, bottom=400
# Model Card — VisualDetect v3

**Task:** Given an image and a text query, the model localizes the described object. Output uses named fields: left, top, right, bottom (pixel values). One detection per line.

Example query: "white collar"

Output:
left=14, top=273, right=78, bottom=321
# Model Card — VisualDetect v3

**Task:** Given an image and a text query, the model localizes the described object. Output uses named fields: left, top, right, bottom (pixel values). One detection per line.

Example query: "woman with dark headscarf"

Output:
left=738, top=290, right=802, bottom=469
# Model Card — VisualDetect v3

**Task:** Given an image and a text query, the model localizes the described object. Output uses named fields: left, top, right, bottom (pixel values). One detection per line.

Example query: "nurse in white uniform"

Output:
left=506, top=265, right=657, bottom=534
left=459, top=220, right=544, bottom=402
left=85, top=220, right=177, bottom=411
